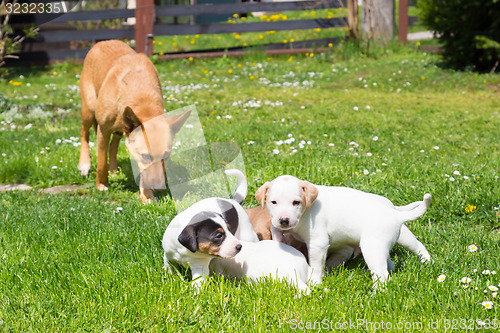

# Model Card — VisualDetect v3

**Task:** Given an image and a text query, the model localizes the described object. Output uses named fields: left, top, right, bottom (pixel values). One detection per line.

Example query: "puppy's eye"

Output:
left=292, top=200, right=301, bottom=206
left=214, top=232, right=224, bottom=239
left=271, top=201, right=277, bottom=205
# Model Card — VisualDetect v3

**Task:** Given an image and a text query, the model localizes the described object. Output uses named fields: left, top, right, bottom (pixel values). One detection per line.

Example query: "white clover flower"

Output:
left=114, top=207, right=123, bottom=214
left=433, top=146, right=440, bottom=150
left=463, top=176, right=469, bottom=180
left=482, top=270, right=491, bottom=275
left=468, top=244, right=478, bottom=252
left=492, top=271, right=496, bottom=275
left=353, top=106, right=359, bottom=111
left=437, top=274, right=446, bottom=282
left=247, top=141, right=255, bottom=145
left=288, top=133, right=293, bottom=138
left=488, top=286, right=498, bottom=292
left=52, top=166, right=58, bottom=170
left=328, top=143, right=335, bottom=147
left=460, top=277, right=472, bottom=284
left=453, top=170, right=461, bottom=176
left=56, top=139, right=62, bottom=144
left=367, top=152, right=372, bottom=157
left=275, top=140, right=283, bottom=146
left=363, top=170, right=369, bottom=175
left=372, top=136, right=378, bottom=141
left=272, top=149, right=280, bottom=155
left=482, top=301, right=493, bottom=309
left=449, top=177, right=455, bottom=181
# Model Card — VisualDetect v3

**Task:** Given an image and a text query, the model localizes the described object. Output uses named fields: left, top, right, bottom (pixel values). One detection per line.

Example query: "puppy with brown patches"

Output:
left=78, top=40, right=190, bottom=203
left=246, top=202, right=309, bottom=261
left=162, top=169, right=259, bottom=288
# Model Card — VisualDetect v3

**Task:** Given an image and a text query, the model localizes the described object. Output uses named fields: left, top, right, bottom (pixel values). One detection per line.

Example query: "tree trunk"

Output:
left=361, top=0, right=395, bottom=41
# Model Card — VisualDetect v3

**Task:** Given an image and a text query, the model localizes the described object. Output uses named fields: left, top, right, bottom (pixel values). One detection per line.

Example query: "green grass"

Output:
left=0, top=44, right=499, bottom=331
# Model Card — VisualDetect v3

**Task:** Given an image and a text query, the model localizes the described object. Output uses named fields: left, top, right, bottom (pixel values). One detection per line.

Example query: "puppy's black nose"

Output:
left=235, top=244, right=242, bottom=252
left=279, top=217, right=290, bottom=227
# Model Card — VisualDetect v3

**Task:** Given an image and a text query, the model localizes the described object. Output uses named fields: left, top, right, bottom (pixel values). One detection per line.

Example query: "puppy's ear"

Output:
left=255, top=182, right=270, bottom=206
left=217, top=199, right=239, bottom=235
left=123, top=106, right=141, bottom=135
left=178, top=224, right=197, bottom=253
left=168, top=109, right=191, bottom=134
left=300, top=181, right=319, bottom=208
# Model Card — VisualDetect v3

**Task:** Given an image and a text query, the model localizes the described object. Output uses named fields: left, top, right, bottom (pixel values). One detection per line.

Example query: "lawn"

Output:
left=0, top=43, right=499, bottom=331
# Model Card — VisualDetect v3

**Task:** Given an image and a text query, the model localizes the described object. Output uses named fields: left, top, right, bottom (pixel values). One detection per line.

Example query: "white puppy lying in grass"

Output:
left=210, top=240, right=312, bottom=296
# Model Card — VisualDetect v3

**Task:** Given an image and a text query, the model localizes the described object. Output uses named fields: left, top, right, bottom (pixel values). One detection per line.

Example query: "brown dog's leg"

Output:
left=108, top=133, right=122, bottom=173
left=96, top=124, right=111, bottom=190
left=78, top=100, right=94, bottom=176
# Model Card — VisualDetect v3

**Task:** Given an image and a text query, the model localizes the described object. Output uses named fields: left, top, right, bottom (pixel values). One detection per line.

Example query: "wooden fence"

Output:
left=5, top=0, right=418, bottom=66
left=6, top=0, right=350, bottom=66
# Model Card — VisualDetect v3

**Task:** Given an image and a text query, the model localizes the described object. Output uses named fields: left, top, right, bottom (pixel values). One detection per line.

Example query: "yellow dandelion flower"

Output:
left=233, top=13, right=238, bottom=18
left=188, top=57, right=194, bottom=61
left=157, top=41, right=163, bottom=45
left=259, top=35, right=264, bottom=39
left=228, top=69, right=232, bottom=74
left=235, top=34, right=240, bottom=39
left=290, top=38, right=294, bottom=42
left=465, top=204, right=477, bottom=213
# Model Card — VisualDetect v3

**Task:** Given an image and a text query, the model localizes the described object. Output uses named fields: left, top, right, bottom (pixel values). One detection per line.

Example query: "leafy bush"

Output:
left=417, top=0, right=500, bottom=72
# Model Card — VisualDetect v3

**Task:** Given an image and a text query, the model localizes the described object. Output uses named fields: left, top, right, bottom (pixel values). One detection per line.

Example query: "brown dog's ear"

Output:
left=178, top=224, right=198, bottom=253
left=255, top=182, right=271, bottom=206
left=168, top=109, right=192, bottom=134
left=300, top=181, right=319, bottom=208
left=123, top=106, right=141, bottom=135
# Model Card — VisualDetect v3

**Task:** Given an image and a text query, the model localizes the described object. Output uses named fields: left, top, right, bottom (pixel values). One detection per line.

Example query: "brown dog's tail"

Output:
left=224, top=169, right=247, bottom=205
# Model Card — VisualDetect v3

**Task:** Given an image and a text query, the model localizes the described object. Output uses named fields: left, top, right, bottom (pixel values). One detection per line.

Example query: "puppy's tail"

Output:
left=397, top=193, right=431, bottom=223
left=224, top=169, right=247, bottom=205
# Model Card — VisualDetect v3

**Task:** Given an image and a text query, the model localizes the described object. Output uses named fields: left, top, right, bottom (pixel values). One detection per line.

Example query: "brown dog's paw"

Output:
left=96, top=184, right=108, bottom=191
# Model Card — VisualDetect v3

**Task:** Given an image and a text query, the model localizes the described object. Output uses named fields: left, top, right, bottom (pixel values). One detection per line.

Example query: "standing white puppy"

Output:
left=256, top=175, right=431, bottom=289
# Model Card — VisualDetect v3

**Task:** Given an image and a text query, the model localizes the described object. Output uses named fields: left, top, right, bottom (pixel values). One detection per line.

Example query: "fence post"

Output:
left=135, top=0, right=155, bottom=55
left=398, top=0, right=408, bottom=44
left=347, top=0, right=359, bottom=41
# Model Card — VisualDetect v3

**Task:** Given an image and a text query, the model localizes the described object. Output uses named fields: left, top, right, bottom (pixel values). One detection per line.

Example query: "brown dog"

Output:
left=78, top=40, right=190, bottom=202
left=245, top=204, right=309, bottom=262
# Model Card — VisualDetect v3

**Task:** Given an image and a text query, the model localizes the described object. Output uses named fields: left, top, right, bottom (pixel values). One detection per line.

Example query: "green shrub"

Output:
left=417, top=0, right=500, bottom=72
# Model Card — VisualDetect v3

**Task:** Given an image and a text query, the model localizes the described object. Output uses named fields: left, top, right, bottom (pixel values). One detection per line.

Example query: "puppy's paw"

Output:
left=78, top=163, right=90, bottom=176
